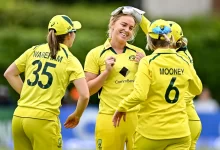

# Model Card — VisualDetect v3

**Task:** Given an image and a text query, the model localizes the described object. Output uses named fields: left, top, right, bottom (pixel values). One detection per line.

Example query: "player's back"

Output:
left=137, top=48, right=195, bottom=139
left=14, top=43, right=82, bottom=118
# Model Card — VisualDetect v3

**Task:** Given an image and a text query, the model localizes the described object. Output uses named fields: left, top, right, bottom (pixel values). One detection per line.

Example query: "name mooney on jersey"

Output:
left=160, top=68, right=184, bottom=75
left=33, top=51, right=63, bottom=63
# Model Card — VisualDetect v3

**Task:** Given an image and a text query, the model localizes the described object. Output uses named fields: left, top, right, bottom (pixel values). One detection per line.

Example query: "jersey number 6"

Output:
left=27, top=60, right=56, bottom=89
left=165, top=77, right=179, bottom=104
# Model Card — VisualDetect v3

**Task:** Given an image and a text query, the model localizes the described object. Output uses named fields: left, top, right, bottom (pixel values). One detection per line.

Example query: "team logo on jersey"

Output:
left=57, top=137, right=62, bottom=148
left=50, top=22, right=55, bottom=27
left=129, top=55, right=136, bottom=61
left=119, top=67, right=129, bottom=77
left=67, top=26, right=72, bottom=30
left=97, top=139, right=102, bottom=150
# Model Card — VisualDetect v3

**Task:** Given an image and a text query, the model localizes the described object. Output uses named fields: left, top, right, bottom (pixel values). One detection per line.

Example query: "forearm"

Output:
left=140, top=15, right=151, bottom=35
left=118, top=91, right=144, bottom=112
left=88, top=71, right=110, bottom=95
left=117, top=61, right=150, bottom=112
left=5, top=75, right=23, bottom=94
left=74, top=95, right=89, bottom=118
left=189, top=66, right=203, bottom=95
left=189, top=76, right=203, bottom=96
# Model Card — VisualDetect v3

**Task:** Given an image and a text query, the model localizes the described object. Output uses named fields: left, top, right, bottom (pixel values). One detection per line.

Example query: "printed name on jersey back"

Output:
left=160, top=68, right=184, bottom=75
left=33, top=51, right=63, bottom=63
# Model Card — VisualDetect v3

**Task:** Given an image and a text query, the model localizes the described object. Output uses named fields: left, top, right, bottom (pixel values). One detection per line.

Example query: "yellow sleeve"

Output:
left=185, top=49, right=194, bottom=64
left=67, top=55, right=85, bottom=82
left=117, top=58, right=151, bottom=112
left=84, top=49, right=100, bottom=74
left=188, top=65, right=203, bottom=96
left=135, top=47, right=146, bottom=56
left=140, top=15, right=151, bottom=35
left=14, top=46, right=35, bottom=72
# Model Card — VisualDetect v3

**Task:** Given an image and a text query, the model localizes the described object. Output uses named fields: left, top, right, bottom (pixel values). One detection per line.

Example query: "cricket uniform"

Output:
left=13, top=43, right=84, bottom=150
left=118, top=48, right=202, bottom=150
left=177, top=47, right=202, bottom=150
left=140, top=16, right=202, bottom=150
left=84, top=39, right=145, bottom=150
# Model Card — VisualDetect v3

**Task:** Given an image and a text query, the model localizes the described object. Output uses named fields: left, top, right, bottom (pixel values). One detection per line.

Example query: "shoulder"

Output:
left=67, top=51, right=79, bottom=62
left=126, top=43, right=144, bottom=53
left=145, top=53, right=161, bottom=64
left=88, top=44, right=105, bottom=55
left=22, top=44, right=45, bottom=55
left=32, top=43, right=47, bottom=50
left=177, top=49, right=193, bottom=64
left=86, top=44, right=106, bottom=60
left=176, top=53, right=190, bottom=65
left=67, top=54, right=82, bottom=67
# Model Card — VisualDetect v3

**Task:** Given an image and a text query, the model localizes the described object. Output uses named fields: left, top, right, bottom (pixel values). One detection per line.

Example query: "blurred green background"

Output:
left=0, top=0, right=220, bottom=150
left=0, top=0, right=219, bottom=105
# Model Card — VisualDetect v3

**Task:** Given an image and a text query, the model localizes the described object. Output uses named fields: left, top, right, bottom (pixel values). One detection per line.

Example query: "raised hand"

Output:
left=111, top=6, right=145, bottom=23
left=122, top=7, right=145, bottom=23
left=135, top=52, right=145, bottom=63
left=105, top=56, right=116, bottom=72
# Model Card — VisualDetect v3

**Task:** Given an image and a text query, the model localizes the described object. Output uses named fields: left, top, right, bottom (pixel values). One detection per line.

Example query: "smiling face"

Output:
left=109, top=14, right=136, bottom=43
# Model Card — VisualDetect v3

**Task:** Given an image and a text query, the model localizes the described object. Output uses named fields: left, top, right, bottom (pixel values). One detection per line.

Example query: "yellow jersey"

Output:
left=84, top=39, right=145, bottom=114
left=140, top=15, right=200, bottom=121
left=14, top=43, right=84, bottom=121
left=177, top=47, right=200, bottom=120
left=140, top=15, right=151, bottom=35
left=118, top=48, right=202, bottom=139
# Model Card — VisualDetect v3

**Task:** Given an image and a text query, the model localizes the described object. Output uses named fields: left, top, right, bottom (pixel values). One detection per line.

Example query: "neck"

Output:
left=155, top=46, right=170, bottom=50
left=63, top=41, right=70, bottom=48
left=110, top=38, right=126, bottom=52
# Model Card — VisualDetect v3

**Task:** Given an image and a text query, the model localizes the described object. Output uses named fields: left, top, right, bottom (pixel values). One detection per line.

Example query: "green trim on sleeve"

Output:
left=149, top=53, right=161, bottom=64
left=176, top=53, right=189, bottom=65
left=184, top=51, right=193, bottom=63
left=62, top=47, right=68, bottom=58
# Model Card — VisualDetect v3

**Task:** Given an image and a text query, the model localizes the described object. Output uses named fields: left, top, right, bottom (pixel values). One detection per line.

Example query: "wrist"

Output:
left=73, top=111, right=81, bottom=118
left=103, top=69, right=111, bottom=76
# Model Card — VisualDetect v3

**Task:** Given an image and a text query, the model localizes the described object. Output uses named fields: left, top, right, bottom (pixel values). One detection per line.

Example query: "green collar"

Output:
left=103, top=38, right=135, bottom=53
left=59, top=43, right=69, bottom=51
left=176, top=47, right=188, bottom=52
left=153, top=48, right=177, bottom=54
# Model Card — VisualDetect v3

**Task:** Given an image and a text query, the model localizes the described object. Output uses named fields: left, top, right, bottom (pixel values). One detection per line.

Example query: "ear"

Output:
left=66, top=33, right=72, bottom=40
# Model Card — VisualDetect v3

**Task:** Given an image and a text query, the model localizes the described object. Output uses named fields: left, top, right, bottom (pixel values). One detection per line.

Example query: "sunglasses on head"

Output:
left=69, top=30, right=76, bottom=34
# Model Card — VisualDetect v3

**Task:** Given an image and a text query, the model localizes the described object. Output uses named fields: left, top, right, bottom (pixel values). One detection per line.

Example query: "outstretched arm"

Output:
left=120, top=6, right=151, bottom=34
left=140, top=15, right=151, bottom=35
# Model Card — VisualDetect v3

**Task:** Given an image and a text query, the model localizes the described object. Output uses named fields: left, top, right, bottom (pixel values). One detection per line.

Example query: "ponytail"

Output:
left=47, top=29, right=59, bottom=59
left=47, top=29, right=67, bottom=59
left=147, top=34, right=173, bottom=51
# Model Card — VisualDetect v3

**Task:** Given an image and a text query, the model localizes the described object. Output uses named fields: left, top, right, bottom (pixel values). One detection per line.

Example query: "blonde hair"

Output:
left=47, top=29, right=67, bottom=59
left=147, top=34, right=174, bottom=51
left=107, top=13, right=139, bottom=42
